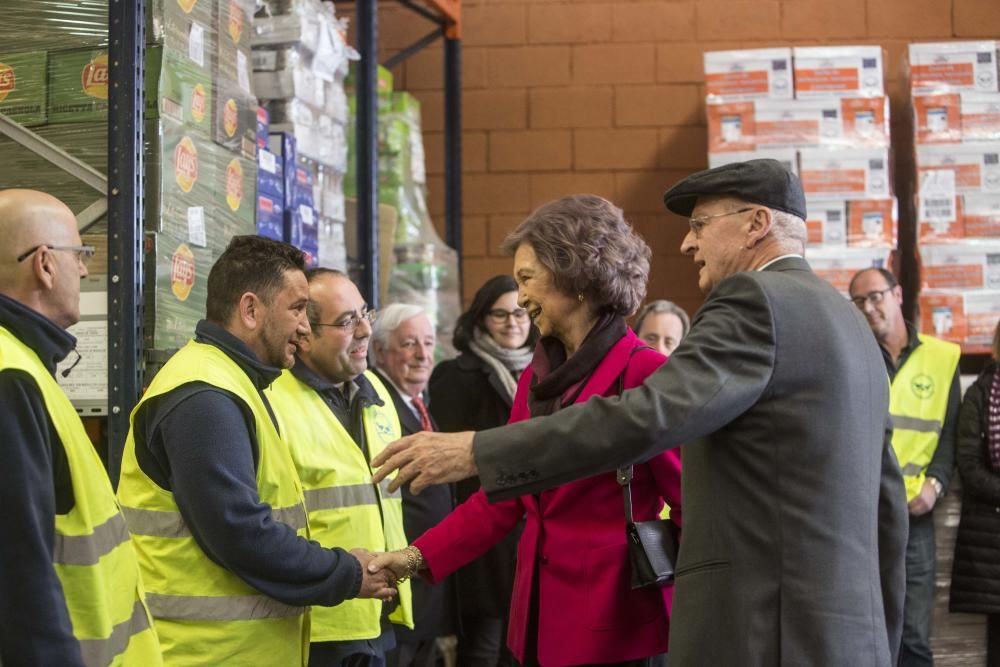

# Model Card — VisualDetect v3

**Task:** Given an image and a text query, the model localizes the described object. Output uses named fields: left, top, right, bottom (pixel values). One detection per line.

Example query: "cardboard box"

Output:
left=840, top=96, right=890, bottom=147
left=807, top=246, right=891, bottom=295
left=909, top=41, right=998, bottom=93
left=206, top=145, right=256, bottom=232
left=917, top=143, right=1000, bottom=194
left=753, top=98, right=842, bottom=148
left=793, top=46, right=884, bottom=98
left=212, top=82, right=257, bottom=158
left=920, top=242, right=1000, bottom=289
left=147, top=0, right=216, bottom=71
left=256, top=106, right=269, bottom=149
left=214, top=0, right=253, bottom=52
left=257, top=148, right=283, bottom=199
left=913, top=93, right=962, bottom=144
left=146, top=46, right=213, bottom=136
left=146, top=120, right=216, bottom=234
left=961, top=92, right=1000, bottom=143
left=703, top=48, right=793, bottom=102
left=0, top=51, right=48, bottom=126
left=919, top=289, right=1000, bottom=345
left=256, top=193, right=284, bottom=241
left=847, top=198, right=897, bottom=248
left=286, top=203, right=318, bottom=267
left=799, top=148, right=890, bottom=199
left=918, top=195, right=964, bottom=243
left=144, top=229, right=211, bottom=352
left=318, top=217, right=347, bottom=271
left=268, top=132, right=297, bottom=207
left=216, top=39, right=252, bottom=96
left=805, top=200, right=847, bottom=246
left=963, top=193, right=1000, bottom=239
left=708, top=148, right=798, bottom=175
left=47, top=48, right=109, bottom=123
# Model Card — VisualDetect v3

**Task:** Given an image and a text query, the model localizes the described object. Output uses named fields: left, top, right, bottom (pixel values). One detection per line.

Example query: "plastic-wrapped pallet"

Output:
left=703, top=45, right=897, bottom=294
left=908, top=41, right=1000, bottom=350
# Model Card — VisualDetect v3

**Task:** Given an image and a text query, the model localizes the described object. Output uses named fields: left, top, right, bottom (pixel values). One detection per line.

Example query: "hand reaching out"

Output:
left=350, top=548, right=397, bottom=601
left=368, top=545, right=426, bottom=584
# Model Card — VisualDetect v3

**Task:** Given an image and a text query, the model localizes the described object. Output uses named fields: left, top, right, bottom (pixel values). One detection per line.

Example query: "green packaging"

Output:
left=144, top=229, right=211, bottom=352
left=146, top=46, right=213, bottom=136
left=146, top=118, right=216, bottom=234
left=146, top=0, right=215, bottom=74
left=47, top=48, right=109, bottom=123
left=212, top=82, right=257, bottom=158
left=0, top=51, right=48, bottom=126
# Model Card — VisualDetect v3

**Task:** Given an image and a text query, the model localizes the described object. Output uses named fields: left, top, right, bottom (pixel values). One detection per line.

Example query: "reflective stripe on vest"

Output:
left=889, top=334, right=961, bottom=502
left=118, top=340, right=309, bottom=666
left=0, top=326, right=162, bottom=667
left=268, top=369, right=415, bottom=641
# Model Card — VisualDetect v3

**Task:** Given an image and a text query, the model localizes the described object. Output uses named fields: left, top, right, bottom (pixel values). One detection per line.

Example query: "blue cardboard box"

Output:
left=256, top=106, right=269, bottom=150
left=257, top=148, right=283, bottom=200
left=285, top=202, right=318, bottom=266
left=267, top=132, right=297, bottom=208
left=256, top=193, right=284, bottom=241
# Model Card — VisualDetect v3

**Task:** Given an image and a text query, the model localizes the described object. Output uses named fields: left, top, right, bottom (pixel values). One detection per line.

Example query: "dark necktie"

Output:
left=411, top=395, right=433, bottom=432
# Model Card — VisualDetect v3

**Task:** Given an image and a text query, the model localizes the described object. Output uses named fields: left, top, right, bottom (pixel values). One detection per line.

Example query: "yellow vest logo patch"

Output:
left=911, top=374, right=935, bottom=400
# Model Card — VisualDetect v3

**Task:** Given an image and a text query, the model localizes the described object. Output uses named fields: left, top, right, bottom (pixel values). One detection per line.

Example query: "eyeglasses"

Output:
left=486, top=308, right=528, bottom=324
left=312, top=308, right=377, bottom=334
left=16, top=244, right=96, bottom=265
left=688, top=207, right=755, bottom=236
left=850, top=287, right=894, bottom=310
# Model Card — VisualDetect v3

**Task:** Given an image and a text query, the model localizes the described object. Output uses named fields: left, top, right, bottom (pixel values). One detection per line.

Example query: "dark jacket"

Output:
left=428, top=353, right=520, bottom=619
left=951, top=362, right=1000, bottom=614
left=371, top=368, right=456, bottom=642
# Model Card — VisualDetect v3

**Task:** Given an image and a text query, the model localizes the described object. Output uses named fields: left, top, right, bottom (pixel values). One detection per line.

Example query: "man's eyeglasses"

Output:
left=688, top=207, right=755, bottom=236
left=486, top=308, right=528, bottom=324
left=312, top=308, right=377, bottom=333
left=16, top=244, right=97, bottom=265
left=850, top=287, right=894, bottom=310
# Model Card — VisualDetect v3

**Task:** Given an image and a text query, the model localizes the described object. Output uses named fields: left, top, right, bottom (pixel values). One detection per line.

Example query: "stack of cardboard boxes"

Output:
left=704, top=46, right=895, bottom=294
left=253, top=0, right=353, bottom=268
left=909, top=41, right=1000, bottom=349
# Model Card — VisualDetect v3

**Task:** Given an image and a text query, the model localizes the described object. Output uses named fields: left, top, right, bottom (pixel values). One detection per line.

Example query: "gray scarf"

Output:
left=468, top=327, right=533, bottom=400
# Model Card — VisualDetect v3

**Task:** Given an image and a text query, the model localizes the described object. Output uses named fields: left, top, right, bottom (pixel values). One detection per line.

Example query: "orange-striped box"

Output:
left=961, top=92, right=1000, bottom=143
left=909, top=41, right=998, bottom=93
left=808, top=246, right=891, bottom=295
left=805, top=199, right=847, bottom=246
left=793, top=46, right=884, bottom=98
left=920, top=243, right=1000, bottom=289
left=840, top=96, right=890, bottom=147
left=919, top=291, right=968, bottom=343
left=913, top=93, right=962, bottom=145
left=799, top=148, right=890, bottom=199
left=706, top=101, right=756, bottom=152
left=917, top=143, right=1000, bottom=194
left=963, top=193, right=1000, bottom=239
left=847, top=198, right=897, bottom=248
left=704, top=48, right=793, bottom=102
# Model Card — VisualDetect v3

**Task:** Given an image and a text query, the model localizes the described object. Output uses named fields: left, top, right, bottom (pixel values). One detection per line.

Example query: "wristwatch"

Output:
left=929, top=477, right=943, bottom=498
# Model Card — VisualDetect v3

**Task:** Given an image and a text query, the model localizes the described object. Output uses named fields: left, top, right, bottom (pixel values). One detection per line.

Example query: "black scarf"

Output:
left=527, top=312, right=627, bottom=417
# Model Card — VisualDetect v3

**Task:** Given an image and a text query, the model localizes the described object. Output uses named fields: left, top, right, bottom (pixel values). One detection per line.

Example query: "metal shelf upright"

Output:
left=354, top=0, right=463, bottom=305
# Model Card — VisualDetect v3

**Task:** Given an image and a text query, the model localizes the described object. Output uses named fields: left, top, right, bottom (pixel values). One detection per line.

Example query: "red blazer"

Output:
left=414, top=330, right=682, bottom=666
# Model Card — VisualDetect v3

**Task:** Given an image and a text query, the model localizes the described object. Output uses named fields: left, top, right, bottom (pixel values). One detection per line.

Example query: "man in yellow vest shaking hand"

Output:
left=0, top=189, right=162, bottom=666
left=850, top=267, right=961, bottom=667
left=268, top=268, right=414, bottom=666
left=117, top=236, right=396, bottom=666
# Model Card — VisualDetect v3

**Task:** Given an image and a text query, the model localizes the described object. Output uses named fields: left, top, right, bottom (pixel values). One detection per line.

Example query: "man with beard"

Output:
left=117, top=237, right=396, bottom=666
left=267, top=269, right=415, bottom=666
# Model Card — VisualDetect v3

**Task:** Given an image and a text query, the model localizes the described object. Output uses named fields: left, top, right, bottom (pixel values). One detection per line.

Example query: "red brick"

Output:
left=615, top=169, right=694, bottom=213
left=410, top=91, right=443, bottom=132
left=488, top=215, right=526, bottom=256
left=611, top=2, right=696, bottom=43
left=378, top=6, right=433, bottom=50
left=489, top=130, right=573, bottom=172
left=573, top=44, right=656, bottom=84
left=462, top=215, right=489, bottom=257
left=530, top=86, right=614, bottom=128
left=657, top=42, right=740, bottom=84
left=489, top=46, right=572, bottom=87
left=464, top=89, right=527, bottom=130
left=657, top=126, right=709, bottom=170
left=614, top=84, right=701, bottom=127
left=422, top=131, right=487, bottom=176
left=403, top=47, right=488, bottom=91
left=647, top=254, right=703, bottom=303
left=867, top=0, right=952, bottom=38
left=631, top=215, right=692, bottom=254
left=463, top=258, right=518, bottom=301
left=528, top=4, right=612, bottom=45
left=575, top=129, right=660, bottom=170
left=425, top=175, right=445, bottom=218
left=955, top=0, right=1000, bottom=37
left=781, top=0, right=866, bottom=39
left=694, top=2, right=780, bottom=41
left=462, top=5, right=527, bottom=47
left=464, top=173, right=532, bottom=214
left=528, top=172, right=617, bottom=208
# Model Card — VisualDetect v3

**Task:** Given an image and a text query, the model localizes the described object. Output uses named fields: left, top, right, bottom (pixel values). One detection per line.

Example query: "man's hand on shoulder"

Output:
left=371, top=431, right=477, bottom=494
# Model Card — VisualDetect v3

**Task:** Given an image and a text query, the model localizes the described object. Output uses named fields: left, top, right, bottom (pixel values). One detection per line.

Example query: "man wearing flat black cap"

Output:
left=371, top=160, right=909, bottom=666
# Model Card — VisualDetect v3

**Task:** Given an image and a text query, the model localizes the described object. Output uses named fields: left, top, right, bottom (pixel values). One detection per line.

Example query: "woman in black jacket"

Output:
left=951, top=320, right=1000, bottom=666
left=428, top=275, right=537, bottom=667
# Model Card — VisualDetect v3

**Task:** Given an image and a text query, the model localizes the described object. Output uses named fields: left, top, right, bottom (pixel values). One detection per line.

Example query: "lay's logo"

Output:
left=174, top=136, right=199, bottom=193
left=225, top=159, right=243, bottom=211
left=0, top=64, right=15, bottom=103
left=191, top=83, right=206, bottom=123
left=170, top=243, right=196, bottom=301
left=223, top=98, right=239, bottom=138
left=81, top=54, right=109, bottom=100
left=227, top=0, right=244, bottom=44
left=176, top=0, right=197, bottom=13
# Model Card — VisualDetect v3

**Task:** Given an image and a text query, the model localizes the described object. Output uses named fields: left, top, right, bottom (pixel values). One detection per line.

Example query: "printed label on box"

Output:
left=707, top=102, right=755, bottom=152
left=805, top=201, right=847, bottom=246
left=909, top=41, right=998, bottom=93
left=963, top=194, right=1000, bottom=238
left=793, top=46, right=884, bottom=98
left=919, top=292, right=966, bottom=343
left=186, top=206, right=206, bottom=247
left=919, top=169, right=957, bottom=224
left=188, top=22, right=205, bottom=67
left=913, top=93, right=962, bottom=144
left=848, top=199, right=896, bottom=248
left=703, top=48, right=793, bottom=101
left=961, top=92, right=1000, bottom=142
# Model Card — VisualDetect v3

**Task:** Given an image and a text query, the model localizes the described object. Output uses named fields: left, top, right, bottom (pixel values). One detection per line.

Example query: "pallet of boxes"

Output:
left=144, top=0, right=258, bottom=359
left=252, top=0, right=353, bottom=269
left=908, top=41, right=1000, bottom=351
left=704, top=45, right=896, bottom=295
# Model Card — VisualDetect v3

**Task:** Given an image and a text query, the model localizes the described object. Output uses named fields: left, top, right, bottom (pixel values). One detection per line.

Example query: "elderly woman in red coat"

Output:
left=376, top=194, right=682, bottom=667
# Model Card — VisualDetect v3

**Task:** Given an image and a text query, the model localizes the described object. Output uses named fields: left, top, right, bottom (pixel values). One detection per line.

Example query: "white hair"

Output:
left=371, top=303, right=431, bottom=348
left=768, top=208, right=807, bottom=250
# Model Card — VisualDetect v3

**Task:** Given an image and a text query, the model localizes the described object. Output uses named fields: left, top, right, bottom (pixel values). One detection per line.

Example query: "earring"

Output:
left=577, top=293, right=584, bottom=302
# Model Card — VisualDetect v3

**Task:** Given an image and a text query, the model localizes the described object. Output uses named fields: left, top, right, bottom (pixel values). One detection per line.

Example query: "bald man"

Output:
left=0, top=190, right=161, bottom=665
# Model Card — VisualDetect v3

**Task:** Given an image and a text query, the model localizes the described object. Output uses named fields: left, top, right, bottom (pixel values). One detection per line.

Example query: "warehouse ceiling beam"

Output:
left=77, top=198, right=109, bottom=233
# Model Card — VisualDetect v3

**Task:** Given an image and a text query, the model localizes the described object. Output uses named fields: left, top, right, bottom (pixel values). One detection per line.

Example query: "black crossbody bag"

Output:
left=615, top=346, right=679, bottom=589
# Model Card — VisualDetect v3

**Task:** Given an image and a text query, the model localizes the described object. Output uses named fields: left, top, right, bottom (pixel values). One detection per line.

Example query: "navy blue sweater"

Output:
left=130, top=320, right=362, bottom=607
left=0, top=294, right=87, bottom=666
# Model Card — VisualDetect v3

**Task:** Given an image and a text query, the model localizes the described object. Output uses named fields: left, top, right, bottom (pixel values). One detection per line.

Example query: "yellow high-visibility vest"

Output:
left=268, top=369, right=414, bottom=641
left=889, top=333, right=961, bottom=501
left=118, top=340, right=310, bottom=666
left=0, top=325, right=162, bottom=667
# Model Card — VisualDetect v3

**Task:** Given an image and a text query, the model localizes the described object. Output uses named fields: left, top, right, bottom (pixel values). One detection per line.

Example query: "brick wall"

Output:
left=364, top=0, right=1000, bottom=318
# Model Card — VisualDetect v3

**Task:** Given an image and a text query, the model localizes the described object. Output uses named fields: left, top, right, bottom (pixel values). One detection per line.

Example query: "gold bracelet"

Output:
left=395, top=545, right=425, bottom=584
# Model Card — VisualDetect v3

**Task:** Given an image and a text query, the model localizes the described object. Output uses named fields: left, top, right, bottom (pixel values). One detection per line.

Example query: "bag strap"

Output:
left=616, top=344, right=654, bottom=524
